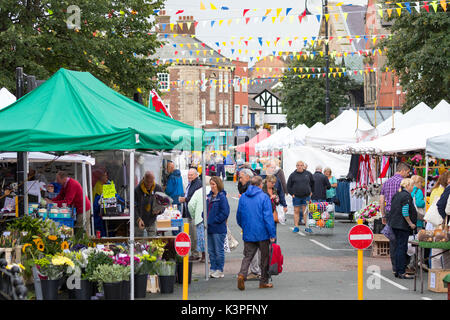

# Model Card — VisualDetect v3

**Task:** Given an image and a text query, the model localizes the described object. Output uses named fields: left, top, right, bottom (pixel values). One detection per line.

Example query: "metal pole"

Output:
left=82, top=162, right=87, bottom=233
left=16, top=67, right=26, bottom=217
left=129, top=150, right=135, bottom=300
left=424, top=152, right=429, bottom=206
left=88, top=164, right=94, bottom=237
left=201, top=150, right=209, bottom=281
left=324, top=0, right=330, bottom=124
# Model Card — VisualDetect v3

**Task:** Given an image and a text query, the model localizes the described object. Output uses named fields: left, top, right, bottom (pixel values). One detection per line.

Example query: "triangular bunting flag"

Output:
left=286, top=8, right=293, bottom=16
left=210, top=3, right=217, bottom=10
left=441, top=0, right=447, bottom=11
left=431, top=1, right=438, bottom=12
left=200, top=2, right=206, bottom=10
left=243, top=9, right=250, bottom=16
left=276, top=8, right=282, bottom=17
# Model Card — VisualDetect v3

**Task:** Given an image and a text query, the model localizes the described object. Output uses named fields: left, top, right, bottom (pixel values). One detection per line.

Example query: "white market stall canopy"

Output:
left=0, top=87, right=16, bottom=109
left=324, top=121, right=450, bottom=155
left=394, top=102, right=432, bottom=131
left=283, top=145, right=351, bottom=178
left=426, top=132, right=450, bottom=160
left=305, top=109, right=373, bottom=147
left=429, top=100, right=450, bottom=122
left=287, top=124, right=310, bottom=147
left=0, top=152, right=96, bottom=165
left=255, top=127, right=291, bottom=152
left=375, top=111, right=404, bottom=136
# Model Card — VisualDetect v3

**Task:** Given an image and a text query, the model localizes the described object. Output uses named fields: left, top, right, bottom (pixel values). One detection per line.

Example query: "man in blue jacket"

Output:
left=236, top=176, right=276, bottom=290
left=164, top=161, right=184, bottom=207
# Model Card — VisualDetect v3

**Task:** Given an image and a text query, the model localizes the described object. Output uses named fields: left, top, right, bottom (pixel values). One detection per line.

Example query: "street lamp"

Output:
left=304, top=0, right=330, bottom=123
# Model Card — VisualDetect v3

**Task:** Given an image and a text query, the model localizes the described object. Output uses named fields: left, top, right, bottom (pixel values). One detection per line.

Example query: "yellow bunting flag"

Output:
left=210, top=2, right=217, bottom=10
left=200, top=2, right=206, bottom=10
left=178, top=23, right=183, bottom=30
left=387, top=9, right=393, bottom=17
left=378, top=10, right=383, bottom=18
left=334, top=13, right=339, bottom=22
left=431, top=1, right=438, bottom=12
left=276, top=8, right=282, bottom=17
left=396, top=8, right=401, bottom=16
left=325, top=14, right=330, bottom=22
left=343, top=12, right=348, bottom=21
left=441, top=0, right=447, bottom=11
left=280, top=16, right=285, bottom=23
left=272, top=17, right=277, bottom=23
left=265, top=9, right=272, bottom=16
left=228, top=19, right=232, bottom=25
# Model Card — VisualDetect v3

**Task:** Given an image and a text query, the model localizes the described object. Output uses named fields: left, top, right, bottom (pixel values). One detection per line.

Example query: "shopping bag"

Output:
left=381, top=224, right=395, bottom=241
left=424, top=200, right=443, bottom=227
left=224, top=233, right=231, bottom=253
left=227, top=226, right=239, bottom=251
left=407, top=235, right=416, bottom=256
left=276, top=206, right=286, bottom=224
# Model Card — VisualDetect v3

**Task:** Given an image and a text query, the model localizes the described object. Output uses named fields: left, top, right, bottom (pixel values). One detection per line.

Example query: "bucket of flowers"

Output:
left=34, top=254, right=74, bottom=300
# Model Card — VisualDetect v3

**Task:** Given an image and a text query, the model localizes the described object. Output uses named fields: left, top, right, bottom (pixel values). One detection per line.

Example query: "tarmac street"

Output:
left=149, top=181, right=447, bottom=300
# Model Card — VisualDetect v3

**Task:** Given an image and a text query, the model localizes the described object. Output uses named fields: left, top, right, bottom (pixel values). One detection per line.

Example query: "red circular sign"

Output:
left=348, top=224, right=373, bottom=250
left=175, top=232, right=191, bottom=257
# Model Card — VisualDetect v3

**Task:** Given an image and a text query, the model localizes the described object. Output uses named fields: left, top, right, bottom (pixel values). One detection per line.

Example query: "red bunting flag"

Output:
left=175, top=10, right=184, bottom=14
left=243, top=9, right=250, bottom=16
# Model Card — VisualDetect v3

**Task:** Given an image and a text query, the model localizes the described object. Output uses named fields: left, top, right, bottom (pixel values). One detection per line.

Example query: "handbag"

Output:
left=412, top=189, right=425, bottom=220
left=273, top=210, right=279, bottom=223
left=224, top=226, right=238, bottom=253
left=424, top=200, right=443, bottom=227
left=381, top=224, right=396, bottom=241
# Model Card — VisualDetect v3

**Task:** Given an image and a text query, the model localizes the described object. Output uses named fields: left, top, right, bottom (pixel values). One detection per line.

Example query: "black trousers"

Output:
left=239, top=240, right=270, bottom=284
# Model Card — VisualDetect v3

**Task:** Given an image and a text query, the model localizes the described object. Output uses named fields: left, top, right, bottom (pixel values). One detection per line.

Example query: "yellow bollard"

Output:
left=357, top=219, right=363, bottom=300
left=183, top=223, right=190, bottom=300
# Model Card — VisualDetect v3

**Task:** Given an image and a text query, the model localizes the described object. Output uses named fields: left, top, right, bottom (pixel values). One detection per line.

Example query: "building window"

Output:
left=210, top=85, right=216, bottom=112
left=234, top=105, right=240, bottom=124
left=234, top=77, right=240, bottom=92
left=224, top=101, right=229, bottom=126
left=242, top=77, right=248, bottom=92
left=224, top=73, right=229, bottom=93
left=201, top=100, right=206, bottom=125
left=219, top=73, right=223, bottom=93
left=242, top=105, right=248, bottom=124
left=201, top=72, right=206, bottom=92
left=219, top=102, right=223, bottom=126
left=157, top=73, right=169, bottom=91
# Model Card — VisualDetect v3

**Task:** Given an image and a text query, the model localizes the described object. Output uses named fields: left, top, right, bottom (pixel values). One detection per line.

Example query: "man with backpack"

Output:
left=236, top=176, right=276, bottom=290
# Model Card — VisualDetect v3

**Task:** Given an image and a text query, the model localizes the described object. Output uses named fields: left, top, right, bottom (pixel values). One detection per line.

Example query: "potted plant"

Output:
left=175, top=255, right=192, bottom=284
left=134, top=253, right=158, bottom=298
left=34, top=254, right=74, bottom=300
left=155, top=260, right=176, bottom=294
left=85, top=249, right=114, bottom=296
left=90, top=264, right=125, bottom=300
left=65, top=250, right=92, bottom=300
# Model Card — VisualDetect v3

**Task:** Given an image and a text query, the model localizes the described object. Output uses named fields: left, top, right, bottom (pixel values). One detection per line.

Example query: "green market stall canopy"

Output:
left=0, top=69, right=204, bottom=152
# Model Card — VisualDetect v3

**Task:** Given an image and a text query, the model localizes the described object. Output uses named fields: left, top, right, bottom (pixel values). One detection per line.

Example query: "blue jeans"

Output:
left=392, top=228, right=410, bottom=275
left=208, top=233, right=226, bottom=272
left=292, top=196, right=310, bottom=207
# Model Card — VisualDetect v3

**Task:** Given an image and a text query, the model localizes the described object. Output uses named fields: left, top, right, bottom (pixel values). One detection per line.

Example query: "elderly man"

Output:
left=135, top=171, right=164, bottom=237
left=287, top=161, right=314, bottom=233
left=46, top=171, right=91, bottom=235
left=238, top=168, right=254, bottom=195
left=311, top=165, right=331, bottom=202
left=179, top=168, right=203, bottom=260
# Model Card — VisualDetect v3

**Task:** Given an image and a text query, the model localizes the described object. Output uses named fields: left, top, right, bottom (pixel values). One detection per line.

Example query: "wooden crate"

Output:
left=371, top=234, right=390, bottom=257
left=428, top=269, right=450, bottom=293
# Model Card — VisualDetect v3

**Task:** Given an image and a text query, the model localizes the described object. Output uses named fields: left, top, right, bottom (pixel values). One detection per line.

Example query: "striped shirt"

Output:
left=380, top=174, right=403, bottom=213
left=402, top=204, right=409, bottom=217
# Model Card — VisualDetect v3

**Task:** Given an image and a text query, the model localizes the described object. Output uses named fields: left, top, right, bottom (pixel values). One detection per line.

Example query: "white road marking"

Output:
left=310, top=239, right=333, bottom=251
left=371, top=272, right=408, bottom=290
left=421, top=297, right=432, bottom=300
left=297, top=231, right=306, bottom=236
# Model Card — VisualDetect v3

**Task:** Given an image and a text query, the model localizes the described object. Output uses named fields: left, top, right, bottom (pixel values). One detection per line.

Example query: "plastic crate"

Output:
left=371, top=234, right=390, bottom=257
left=171, top=218, right=184, bottom=232
left=50, top=217, right=75, bottom=228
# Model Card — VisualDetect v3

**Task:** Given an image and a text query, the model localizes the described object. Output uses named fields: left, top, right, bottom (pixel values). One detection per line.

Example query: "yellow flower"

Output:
left=52, top=256, right=74, bottom=268
left=61, top=241, right=69, bottom=251
left=36, top=241, right=45, bottom=252
left=32, top=238, right=42, bottom=244
left=22, top=243, right=32, bottom=253
left=48, top=235, right=57, bottom=241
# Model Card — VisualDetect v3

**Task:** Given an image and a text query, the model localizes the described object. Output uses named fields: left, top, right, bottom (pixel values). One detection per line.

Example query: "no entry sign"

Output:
left=175, top=232, right=191, bottom=257
left=348, top=224, right=373, bottom=250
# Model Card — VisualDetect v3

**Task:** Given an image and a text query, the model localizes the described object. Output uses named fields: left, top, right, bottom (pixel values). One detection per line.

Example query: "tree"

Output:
left=276, top=50, right=362, bottom=128
left=378, top=4, right=450, bottom=111
left=0, top=0, right=166, bottom=100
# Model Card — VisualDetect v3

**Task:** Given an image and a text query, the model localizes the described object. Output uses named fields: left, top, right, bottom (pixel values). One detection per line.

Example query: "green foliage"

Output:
left=378, top=3, right=450, bottom=111
left=155, top=259, right=176, bottom=276
left=90, top=264, right=129, bottom=285
left=85, top=251, right=114, bottom=281
left=277, top=48, right=362, bottom=127
left=0, top=0, right=167, bottom=100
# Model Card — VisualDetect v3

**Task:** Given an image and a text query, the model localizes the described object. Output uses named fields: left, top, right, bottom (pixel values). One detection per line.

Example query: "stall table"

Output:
left=410, top=240, right=450, bottom=293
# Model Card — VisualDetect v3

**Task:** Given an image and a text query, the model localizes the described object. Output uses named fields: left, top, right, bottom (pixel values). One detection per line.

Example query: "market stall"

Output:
left=235, top=129, right=270, bottom=161
left=0, top=68, right=205, bottom=300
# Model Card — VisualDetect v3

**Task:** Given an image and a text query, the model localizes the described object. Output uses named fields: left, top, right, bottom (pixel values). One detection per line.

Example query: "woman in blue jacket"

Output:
left=207, top=176, right=230, bottom=279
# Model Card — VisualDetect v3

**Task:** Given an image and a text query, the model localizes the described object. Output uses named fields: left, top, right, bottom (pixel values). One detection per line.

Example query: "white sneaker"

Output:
left=211, top=270, right=224, bottom=278
left=209, top=270, right=216, bottom=278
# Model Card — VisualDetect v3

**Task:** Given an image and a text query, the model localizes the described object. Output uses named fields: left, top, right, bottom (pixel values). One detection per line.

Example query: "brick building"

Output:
left=154, top=12, right=235, bottom=151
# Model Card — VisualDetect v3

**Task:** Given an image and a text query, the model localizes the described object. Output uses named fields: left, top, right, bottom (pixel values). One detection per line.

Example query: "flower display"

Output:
left=354, top=201, right=381, bottom=223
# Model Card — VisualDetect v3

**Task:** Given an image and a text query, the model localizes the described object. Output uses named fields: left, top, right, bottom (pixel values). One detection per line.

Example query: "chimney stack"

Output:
left=176, top=16, right=196, bottom=35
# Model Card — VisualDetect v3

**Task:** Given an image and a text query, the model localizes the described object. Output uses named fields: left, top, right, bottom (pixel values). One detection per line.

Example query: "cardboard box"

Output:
left=156, top=219, right=172, bottom=229
left=428, top=269, right=450, bottom=293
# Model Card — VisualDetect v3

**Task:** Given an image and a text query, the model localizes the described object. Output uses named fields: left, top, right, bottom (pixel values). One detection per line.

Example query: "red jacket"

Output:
left=53, top=178, right=91, bottom=214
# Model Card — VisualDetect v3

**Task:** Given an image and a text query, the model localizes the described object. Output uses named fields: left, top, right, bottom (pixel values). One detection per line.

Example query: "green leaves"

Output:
left=378, top=4, right=450, bottom=111
left=0, top=0, right=166, bottom=100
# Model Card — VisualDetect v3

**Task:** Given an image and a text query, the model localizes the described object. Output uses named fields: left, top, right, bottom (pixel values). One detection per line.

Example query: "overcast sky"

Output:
left=161, top=0, right=368, bottom=64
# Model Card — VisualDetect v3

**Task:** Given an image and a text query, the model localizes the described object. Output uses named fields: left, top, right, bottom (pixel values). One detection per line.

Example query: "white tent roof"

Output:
left=0, top=152, right=96, bottom=165
left=427, top=132, right=450, bottom=160
left=0, top=87, right=16, bottom=109
left=305, top=109, right=373, bottom=147
left=375, top=111, right=404, bottom=136
left=429, top=100, right=450, bottom=122
left=324, top=121, right=450, bottom=155
left=288, top=124, right=310, bottom=147
left=395, top=102, right=432, bottom=130
left=255, top=127, right=291, bottom=152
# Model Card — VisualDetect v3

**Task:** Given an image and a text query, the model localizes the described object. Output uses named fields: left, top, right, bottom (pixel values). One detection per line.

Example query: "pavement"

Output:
left=146, top=181, right=447, bottom=301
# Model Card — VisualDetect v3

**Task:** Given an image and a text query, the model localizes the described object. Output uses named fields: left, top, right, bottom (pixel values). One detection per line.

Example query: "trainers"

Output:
left=211, top=270, right=224, bottom=278
left=237, top=274, right=245, bottom=291
left=305, top=228, right=313, bottom=234
left=209, top=270, right=216, bottom=278
left=292, top=227, right=299, bottom=233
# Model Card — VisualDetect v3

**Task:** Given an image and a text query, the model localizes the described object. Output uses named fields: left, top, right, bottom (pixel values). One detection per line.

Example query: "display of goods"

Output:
left=321, top=212, right=330, bottom=220
left=325, top=219, right=334, bottom=228
left=308, top=202, right=329, bottom=213
left=434, top=230, right=449, bottom=242
left=317, top=219, right=325, bottom=228
left=308, top=219, right=316, bottom=228
left=418, top=230, right=434, bottom=242
left=326, top=205, right=334, bottom=213
left=354, top=201, right=381, bottom=223
left=312, top=212, right=321, bottom=220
